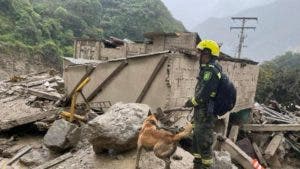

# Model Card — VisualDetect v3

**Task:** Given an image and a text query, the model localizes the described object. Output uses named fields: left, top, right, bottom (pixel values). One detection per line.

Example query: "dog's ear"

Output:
left=147, top=110, right=152, bottom=116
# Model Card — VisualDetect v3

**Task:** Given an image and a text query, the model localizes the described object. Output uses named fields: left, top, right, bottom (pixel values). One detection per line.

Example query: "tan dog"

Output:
left=135, top=113, right=193, bottom=169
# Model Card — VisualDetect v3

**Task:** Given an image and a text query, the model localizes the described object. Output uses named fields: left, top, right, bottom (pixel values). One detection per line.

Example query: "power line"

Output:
left=230, top=17, right=258, bottom=58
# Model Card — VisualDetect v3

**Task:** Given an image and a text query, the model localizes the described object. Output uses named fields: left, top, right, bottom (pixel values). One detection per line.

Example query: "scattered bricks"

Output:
left=44, top=119, right=81, bottom=152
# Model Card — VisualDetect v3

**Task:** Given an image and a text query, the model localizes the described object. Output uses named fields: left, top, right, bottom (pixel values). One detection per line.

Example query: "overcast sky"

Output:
left=161, top=0, right=276, bottom=30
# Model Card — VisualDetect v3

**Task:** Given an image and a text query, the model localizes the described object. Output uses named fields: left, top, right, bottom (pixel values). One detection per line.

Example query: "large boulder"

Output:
left=44, top=119, right=81, bottom=152
left=84, top=102, right=150, bottom=153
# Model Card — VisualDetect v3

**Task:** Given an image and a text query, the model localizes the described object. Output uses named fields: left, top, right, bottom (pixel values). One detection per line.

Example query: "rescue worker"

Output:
left=184, top=40, right=222, bottom=169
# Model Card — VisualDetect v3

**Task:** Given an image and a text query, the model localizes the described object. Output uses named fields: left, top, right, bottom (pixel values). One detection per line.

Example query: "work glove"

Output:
left=184, top=99, right=194, bottom=108
left=207, top=100, right=215, bottom=115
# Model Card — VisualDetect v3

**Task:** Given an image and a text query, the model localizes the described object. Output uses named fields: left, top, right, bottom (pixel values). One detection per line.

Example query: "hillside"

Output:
left=256, top=52, right=300, bottom=105
left=0, top=0, right=185, bottom=79
left=193, top=0, right=300, bottom=61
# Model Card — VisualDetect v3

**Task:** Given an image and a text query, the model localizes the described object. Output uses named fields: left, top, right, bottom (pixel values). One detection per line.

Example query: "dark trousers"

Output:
left=192, top=107, right=216, bottom=168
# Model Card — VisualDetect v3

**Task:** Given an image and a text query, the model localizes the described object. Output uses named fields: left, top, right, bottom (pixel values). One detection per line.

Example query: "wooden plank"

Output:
left=87, top=62, right=128, bottom=102
left=218, top=135, right=253, bottom=169
left=7, top=145, right=32, bottom=166
left=28, top=89, right=62, bottom=101
left=228, top=125, right=239, bottom=143
left=252, top=142, right=268, bottom=167
left=241, top=124, right=300, bottom=132
left=136, top=56, right=168, bottom=103
left=65, top=66, right=95, bottom=104
left=264, top=134, right=283, bottom=159
left=34, top=152, right=73, bottom=169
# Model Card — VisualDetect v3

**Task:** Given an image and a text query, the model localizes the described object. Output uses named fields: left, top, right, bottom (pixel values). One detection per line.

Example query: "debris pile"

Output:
left=0, top=70, right=64, bottom=132
left=225, top=101, right=300, bottom=169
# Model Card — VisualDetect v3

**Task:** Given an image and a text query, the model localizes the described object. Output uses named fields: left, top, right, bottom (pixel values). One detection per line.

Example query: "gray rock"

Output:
left=20, top=148, right=50, bottom=166
left=212, top=151, right=238, bottom=169
left=44, top=119, right=81, bottom=152
left=84, top=102, right=150, bottom=153
left=138, top=147, right=193, bottom=169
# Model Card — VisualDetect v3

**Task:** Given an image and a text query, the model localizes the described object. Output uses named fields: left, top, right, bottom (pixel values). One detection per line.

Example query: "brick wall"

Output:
left=166, top=54, right=259, bottom=112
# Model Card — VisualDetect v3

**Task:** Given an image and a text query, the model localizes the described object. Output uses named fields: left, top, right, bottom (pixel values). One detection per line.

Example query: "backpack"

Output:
left=213, top=71, right=237, bottom=116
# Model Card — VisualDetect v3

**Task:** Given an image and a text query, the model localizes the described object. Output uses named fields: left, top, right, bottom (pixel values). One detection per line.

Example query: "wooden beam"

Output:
left=136, top=56, right=168, bottom=103
left=7, top=145, right=32, bottom=166
left=65, top=66, right=95, bottom=104
left=228, top=125, right=239, bottom=143
left=241, top=124, right=300, bottom=132
left=218, top=135, right=253, bottom=169
left=252, top=142, right=268, bottom=167
left=87, top=62, right=128, bottom=102
left=264, top=134, right=283, bottom=159
left=34, top=152, right=73, bottom=169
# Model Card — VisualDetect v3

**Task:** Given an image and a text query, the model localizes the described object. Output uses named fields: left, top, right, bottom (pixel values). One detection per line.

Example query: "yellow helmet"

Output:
left=197, top=40, right=220, bottom=57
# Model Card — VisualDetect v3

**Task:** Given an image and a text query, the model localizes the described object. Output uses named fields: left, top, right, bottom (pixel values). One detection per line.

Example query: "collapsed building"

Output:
left=63, top=32, right=259, bottom=134
left=1, top=32, right=299, bottom=169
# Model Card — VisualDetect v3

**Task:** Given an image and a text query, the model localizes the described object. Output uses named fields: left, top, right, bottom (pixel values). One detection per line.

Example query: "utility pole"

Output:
left=230, top=17, right=258, bottom=58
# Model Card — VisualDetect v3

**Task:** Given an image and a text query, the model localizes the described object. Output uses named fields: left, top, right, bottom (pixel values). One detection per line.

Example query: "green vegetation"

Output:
left=0, top=0, right=185, bottom=64
left=255, top=52, right=300, bottom=105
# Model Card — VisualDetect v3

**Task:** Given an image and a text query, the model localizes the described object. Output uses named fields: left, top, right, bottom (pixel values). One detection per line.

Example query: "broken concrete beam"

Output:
left=252, top=142, right=268, bottom=167
left=218, top=135, right=254, bottom=169
left=0, top=110, right=54, bottom=132
left=26, top=77, right=57, bottom=88
left=241, top=124, right=300, bottom=132
left=34, top=152, right=72, bottom=169
left=28, top=89, right=62, bottom=101
left=228, top=125, right=239, bottom=143
left=44, top=119, right=81, bottom=152
left=7, top=145, right=32, bottom=166
left=264, top=134, right=283, bottom=159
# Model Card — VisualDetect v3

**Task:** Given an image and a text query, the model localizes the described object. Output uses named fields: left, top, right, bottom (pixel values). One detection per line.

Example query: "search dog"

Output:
left=135, top=113, right=193, bottom=169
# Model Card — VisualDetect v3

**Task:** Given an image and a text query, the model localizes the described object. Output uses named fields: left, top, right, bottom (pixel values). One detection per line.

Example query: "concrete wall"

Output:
left=64, top=53, right=259, bottom=112
left=127, top=43, right=147, bottom=55
left=166, top=55, right=259, bottom=112
left=164, top=33, right=198, bottom=50
left=100, top=47, right=125, bottom=60
left=220, top=61, right=259, bottom=111
left=74, top=40, right=101, bottom=60
left=63, top=54, right=169, bottom=110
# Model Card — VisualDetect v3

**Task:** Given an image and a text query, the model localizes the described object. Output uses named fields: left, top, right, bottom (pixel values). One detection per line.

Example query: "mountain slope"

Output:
left=0, top=0, right=185, bottom=57
left=193, top=0, right=300, bottom=61
left=162, top=0, right=275, bottom=29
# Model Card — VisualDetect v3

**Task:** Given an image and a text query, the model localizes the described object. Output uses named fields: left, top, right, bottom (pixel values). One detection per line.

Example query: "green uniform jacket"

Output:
left=194, top=60, right=222, bottom=108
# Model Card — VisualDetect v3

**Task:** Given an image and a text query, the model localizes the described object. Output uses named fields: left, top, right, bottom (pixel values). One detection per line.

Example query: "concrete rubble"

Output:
left=84, top=102, right=150, bottom=153
left=44, top=119, right=81, bottom=152
left=224, top=101, right=300, bottom=169
left=0, top=70, right=64, bottom=132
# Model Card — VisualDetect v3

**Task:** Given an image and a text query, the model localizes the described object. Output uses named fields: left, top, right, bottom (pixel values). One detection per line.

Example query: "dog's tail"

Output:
left=172, top=122, right=193, bottom=141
